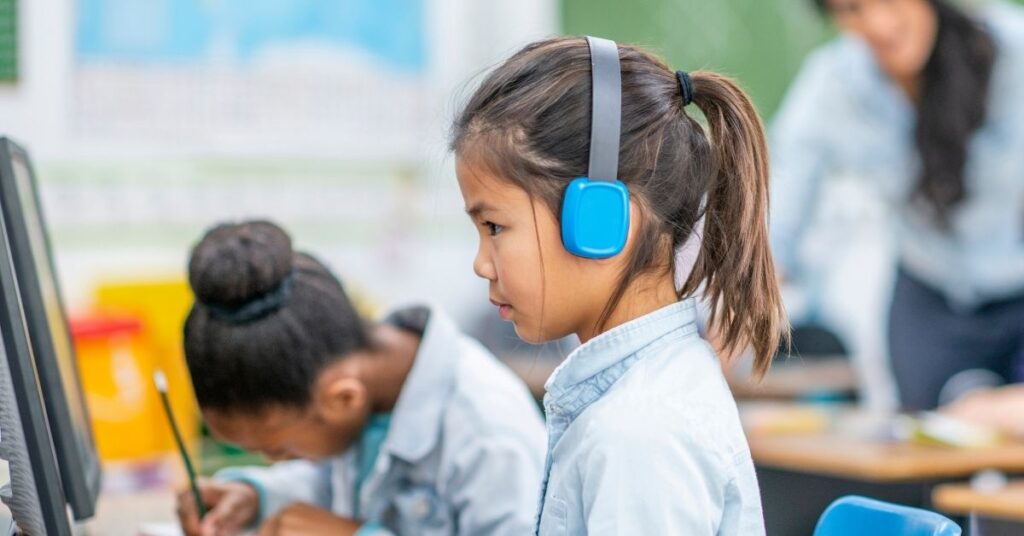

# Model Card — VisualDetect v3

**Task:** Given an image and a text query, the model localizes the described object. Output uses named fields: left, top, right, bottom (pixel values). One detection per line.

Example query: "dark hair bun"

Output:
left=188, top=220, right=294, bottom=308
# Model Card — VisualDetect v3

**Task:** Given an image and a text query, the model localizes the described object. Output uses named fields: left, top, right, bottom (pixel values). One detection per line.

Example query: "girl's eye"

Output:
left=484, top=221, right=504, bottom=236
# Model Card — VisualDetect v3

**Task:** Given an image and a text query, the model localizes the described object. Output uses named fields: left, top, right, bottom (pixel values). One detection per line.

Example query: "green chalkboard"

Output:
left=562, top=0, right=831, bottom=119
left=563, top=0, right=1024, bottom=119
left=0, top=0, right=16, bottom=82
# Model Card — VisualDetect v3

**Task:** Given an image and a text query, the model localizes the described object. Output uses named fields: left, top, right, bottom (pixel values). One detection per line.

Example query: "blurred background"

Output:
left=3, top=0, right=838, bottom=326
left=0, top=0, right=925, bottom=449
left=0, top=0, right=884, bottom=426
left=2, top=0, right=1024, bottom=532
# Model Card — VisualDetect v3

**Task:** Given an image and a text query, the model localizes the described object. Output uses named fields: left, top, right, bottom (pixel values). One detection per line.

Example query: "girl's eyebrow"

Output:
left=465, top=201, right=496, bottom=217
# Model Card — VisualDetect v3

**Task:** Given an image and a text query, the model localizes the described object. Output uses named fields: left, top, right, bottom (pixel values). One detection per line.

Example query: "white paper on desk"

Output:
left=138, top=522, right=255, bottom=536
left=137, top=522, right=184, bottom=536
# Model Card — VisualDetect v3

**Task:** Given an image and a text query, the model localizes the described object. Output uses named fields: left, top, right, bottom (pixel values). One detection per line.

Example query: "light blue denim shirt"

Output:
left=770, top=2, right=1024, bottom=308
left=217, top=306, right=546, bottom=535
left=536, top=299, right=764, bottom=535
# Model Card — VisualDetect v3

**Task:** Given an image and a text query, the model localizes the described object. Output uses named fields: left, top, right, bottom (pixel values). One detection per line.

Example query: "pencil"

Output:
left=153, top=370, right=207, bottom=519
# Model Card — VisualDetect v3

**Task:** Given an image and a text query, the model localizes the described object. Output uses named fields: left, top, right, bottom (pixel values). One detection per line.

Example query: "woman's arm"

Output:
left=768, top=47, right=842, bottom=277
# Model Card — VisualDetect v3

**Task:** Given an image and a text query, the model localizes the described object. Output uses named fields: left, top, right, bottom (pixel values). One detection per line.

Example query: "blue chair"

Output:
left=814, top=496, right=962, bottom=536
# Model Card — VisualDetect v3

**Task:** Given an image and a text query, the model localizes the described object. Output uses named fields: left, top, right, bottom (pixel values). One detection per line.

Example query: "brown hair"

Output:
left=450, top=37, right=787, bottom=374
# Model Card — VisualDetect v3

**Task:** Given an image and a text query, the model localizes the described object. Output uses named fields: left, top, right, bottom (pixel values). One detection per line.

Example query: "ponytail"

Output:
left=681, top=72, right=788, bottom=376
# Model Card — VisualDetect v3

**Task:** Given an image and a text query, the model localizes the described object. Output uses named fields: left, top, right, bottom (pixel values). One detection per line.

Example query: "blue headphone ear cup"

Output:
left=561, top=177, right=630, bottom=259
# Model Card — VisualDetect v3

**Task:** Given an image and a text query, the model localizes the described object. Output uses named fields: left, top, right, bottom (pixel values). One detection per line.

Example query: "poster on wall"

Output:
left=73, top=0, right=428, bottom=159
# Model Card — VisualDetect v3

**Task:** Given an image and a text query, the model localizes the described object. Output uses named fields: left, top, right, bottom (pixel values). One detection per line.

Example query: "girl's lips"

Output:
left=489, top=298, right=513, bottom=321
left=497, top=304, right=513, bottom=321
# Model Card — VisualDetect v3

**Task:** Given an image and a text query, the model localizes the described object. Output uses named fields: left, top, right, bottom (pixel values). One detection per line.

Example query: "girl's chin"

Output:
left=511, top=321, right=560, bottom=345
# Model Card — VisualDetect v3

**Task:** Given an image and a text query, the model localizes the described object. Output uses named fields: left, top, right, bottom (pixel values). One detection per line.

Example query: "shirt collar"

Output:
left=543, top=298, right=698, bottom=417
left=381, top=305, right=460, bottom=462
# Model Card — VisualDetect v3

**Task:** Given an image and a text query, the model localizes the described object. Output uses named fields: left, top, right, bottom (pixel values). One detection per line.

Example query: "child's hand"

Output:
left=943, top=385, right=1024, bottom=437
left=255, top=503, right=363, bottom=536
left=176, top=477, right=260, bottom=536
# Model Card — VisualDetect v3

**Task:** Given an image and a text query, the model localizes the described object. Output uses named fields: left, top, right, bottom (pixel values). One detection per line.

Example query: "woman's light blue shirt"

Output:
left=770, top=2, right=1024, bottom=309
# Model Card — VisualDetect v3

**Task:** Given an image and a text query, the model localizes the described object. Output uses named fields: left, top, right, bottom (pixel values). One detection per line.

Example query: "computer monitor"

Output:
left=0, top=138, right=101, bottom=521
left=0, top=197, right=74, bottom=535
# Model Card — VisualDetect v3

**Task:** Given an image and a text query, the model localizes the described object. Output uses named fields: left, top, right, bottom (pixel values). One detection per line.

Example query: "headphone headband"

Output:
left=585, top=36, right=622, bottom=183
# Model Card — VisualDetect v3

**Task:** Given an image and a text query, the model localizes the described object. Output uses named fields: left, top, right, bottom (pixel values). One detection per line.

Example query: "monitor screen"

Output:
left=0, top=138, right=101, bottom=521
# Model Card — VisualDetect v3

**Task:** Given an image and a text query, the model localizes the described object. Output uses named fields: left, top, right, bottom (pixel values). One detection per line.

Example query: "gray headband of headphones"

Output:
left=585, top=36, right=622, bottom=183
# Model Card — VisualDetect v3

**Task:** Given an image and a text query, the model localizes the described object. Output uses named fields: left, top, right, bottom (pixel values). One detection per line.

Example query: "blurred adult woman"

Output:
left=771, top=0, right=1024, bottom=410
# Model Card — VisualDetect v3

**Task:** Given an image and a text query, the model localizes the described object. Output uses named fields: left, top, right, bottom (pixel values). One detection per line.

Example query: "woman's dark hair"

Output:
left=183, top=220, right=370, bottom=414
left=450, top=37, right=788, bottom=375
left=818, top=0, right=996, bottom=222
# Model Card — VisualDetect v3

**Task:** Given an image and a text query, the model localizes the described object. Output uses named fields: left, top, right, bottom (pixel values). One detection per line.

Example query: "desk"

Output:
left=933, top=481, right=1024, bottom=536
left=0, top=481, right=174, bottom=536
left=81, top=457, right=185, bottom=535
left=752, top=433, right=1024, bottom=482
left=85, top=488, right=178, bottom=536
left=745, top=404, right=1024, bottom=535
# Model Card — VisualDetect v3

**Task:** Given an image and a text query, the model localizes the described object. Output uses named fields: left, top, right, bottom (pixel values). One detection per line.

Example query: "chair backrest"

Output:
left=814, top=496, right=962, bottom=536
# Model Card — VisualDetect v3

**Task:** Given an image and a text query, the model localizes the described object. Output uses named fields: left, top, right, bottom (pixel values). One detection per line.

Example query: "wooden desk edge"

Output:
left=750, top=439, right=1024, bottom=482
left=933, top=483, right=1024, bottom=522
left=752, top=456, right=976, bottom=482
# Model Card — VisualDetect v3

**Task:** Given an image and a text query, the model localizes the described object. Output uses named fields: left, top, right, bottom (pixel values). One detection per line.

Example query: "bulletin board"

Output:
left=0, top=0, right=16, bottom=82
left=72, top=0, right=428, bottom=159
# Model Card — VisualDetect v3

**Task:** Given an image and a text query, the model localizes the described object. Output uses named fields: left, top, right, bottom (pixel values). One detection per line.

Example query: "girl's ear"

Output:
left=626, top=198, right=644, bottom=247
left=315, top=376, right=369, bottom=424
left=609, top=197, right=650, bottom=265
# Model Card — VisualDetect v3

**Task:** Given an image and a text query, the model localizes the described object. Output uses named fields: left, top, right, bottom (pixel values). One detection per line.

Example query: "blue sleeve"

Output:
left=215, top=460, right=332, bottom=523
left=355, top=521, right=395, bottom=536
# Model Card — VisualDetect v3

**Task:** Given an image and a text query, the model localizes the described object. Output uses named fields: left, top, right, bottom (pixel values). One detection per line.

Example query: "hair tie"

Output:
left=676, top=70, right=694, bottom=107
left=204, top=269, right=297, bottom=323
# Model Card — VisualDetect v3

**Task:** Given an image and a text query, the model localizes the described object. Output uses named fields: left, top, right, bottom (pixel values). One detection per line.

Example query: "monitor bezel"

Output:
left=0, top=138, right=102, bottom=521
left=0, top=178, right=74, bottom=536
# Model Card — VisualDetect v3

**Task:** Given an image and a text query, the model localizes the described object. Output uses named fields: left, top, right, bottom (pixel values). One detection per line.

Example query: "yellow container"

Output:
left=73, top=316, right=196, bottom=460
left=93, top=279, right=200, bottom=454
